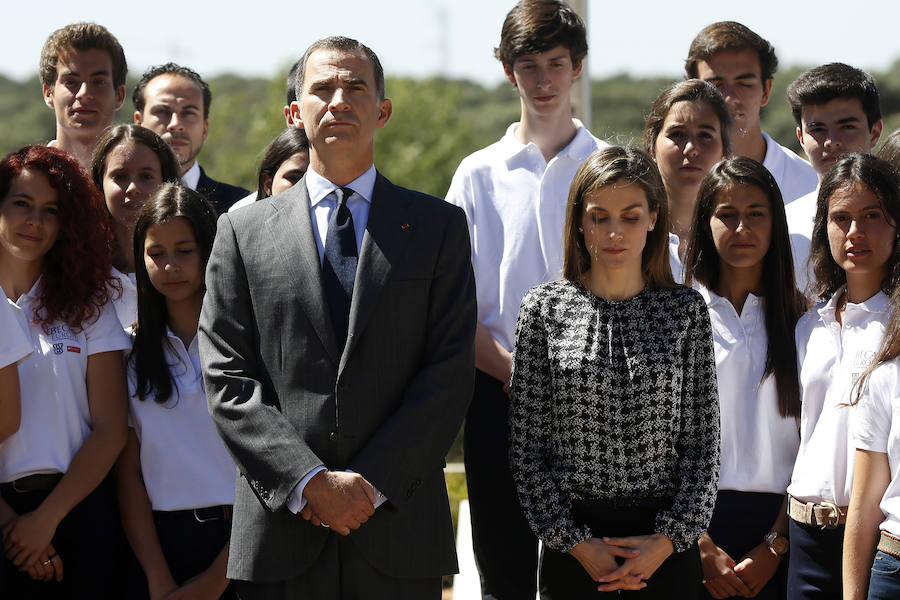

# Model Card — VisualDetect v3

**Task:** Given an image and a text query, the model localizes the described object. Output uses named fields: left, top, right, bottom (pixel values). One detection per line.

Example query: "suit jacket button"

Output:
left=329, top=431, right=337, bottom=441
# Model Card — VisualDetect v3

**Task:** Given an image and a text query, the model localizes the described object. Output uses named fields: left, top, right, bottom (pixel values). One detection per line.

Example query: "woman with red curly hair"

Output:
left=0, top=145, right=130, bottom=597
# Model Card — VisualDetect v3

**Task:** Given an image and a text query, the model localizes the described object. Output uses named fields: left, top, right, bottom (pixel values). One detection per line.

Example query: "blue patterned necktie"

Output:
left=322, top=187, right=358, bottom=348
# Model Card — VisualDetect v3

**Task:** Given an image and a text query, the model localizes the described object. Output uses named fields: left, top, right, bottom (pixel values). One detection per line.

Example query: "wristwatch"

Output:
left=765, top=531, right=789, bottom=556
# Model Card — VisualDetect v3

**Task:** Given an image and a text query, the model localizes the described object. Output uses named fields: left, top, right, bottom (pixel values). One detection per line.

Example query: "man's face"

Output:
left=135, top=74, right=209, bottom=173
left=291, top=49, right=391, bottom=157
left=503, top=45, right=582, bottom=118
left=797, top=97, right=882, bottom=176
left=43, top=48, right=124, bottom=139
left=695, top=48, right=771, bottom=135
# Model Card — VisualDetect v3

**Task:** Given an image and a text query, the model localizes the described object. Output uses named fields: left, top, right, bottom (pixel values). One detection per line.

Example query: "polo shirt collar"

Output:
left=305, top=164, right=376, bottom=208
left=817, top=285, right=890, bottom=323
left=501, top=118, right=594, bottom=167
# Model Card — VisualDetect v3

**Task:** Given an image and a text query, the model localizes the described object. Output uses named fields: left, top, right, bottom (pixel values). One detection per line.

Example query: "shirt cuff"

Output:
left=286, top=465, right=326, bottom=513
left=285, top=467, right=388, bottom=514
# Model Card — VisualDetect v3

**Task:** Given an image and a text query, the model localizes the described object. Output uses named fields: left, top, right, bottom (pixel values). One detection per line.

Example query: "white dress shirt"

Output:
left=669, top=233, right=685, bottom=284
left=787, top=288, right=890, bottom=506
left=761, top=132, right=818, bottom=205
left=445, top=119, right=607, bottom=352
left=110, top=267, right=137, bottom=330
left=127, top=329, right=236, bottom=510
left=0, top=279, right=130, bottom=482
left=286, top=164, right=386, bottom=514
left=0, top=285, right=31, bottom=368
left=228, top=191, right=257, bottom=212
left=181, top=160, right=201, bottom=191
left=854, top=357, right=900, bottom=537
left=786, top=186, right=819, bottom=296
left=700, top=287, right=800, bottom=493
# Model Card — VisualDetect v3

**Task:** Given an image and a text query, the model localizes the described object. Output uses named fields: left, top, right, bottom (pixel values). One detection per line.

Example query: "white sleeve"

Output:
left=84, top=299, right=131, bottom=355
left=854, top=362, right=895, bottom=453
left=0, top=293, right=31, bottom=368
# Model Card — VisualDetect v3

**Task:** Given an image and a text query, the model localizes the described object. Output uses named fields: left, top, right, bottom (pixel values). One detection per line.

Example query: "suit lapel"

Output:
left=340, top=173, right=414, bottom=372
left=265, top=179, right=341, bottom=363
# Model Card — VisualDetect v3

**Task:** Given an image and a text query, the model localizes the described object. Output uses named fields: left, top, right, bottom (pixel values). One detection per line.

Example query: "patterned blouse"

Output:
left=509, top=279, right=720, bottom=553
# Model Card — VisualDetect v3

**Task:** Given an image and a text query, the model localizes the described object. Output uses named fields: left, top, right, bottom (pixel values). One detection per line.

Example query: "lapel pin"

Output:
left=401, top=223, right=410, bottom=230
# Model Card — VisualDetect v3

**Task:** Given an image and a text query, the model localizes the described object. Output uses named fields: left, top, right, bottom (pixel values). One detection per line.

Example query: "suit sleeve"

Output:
left=199, top=213, right=323, bottom=511
left=349, top=206, right=476, bottom=509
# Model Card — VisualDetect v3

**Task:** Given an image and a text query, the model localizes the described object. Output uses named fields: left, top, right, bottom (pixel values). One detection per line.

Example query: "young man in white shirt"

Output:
left=445, top=2, right=606, bottom=597
left=685, top=21, right=817, bottom=205
left=783, top=64, right=883, bottom=295
left=39, top=23, right=127, bottom=169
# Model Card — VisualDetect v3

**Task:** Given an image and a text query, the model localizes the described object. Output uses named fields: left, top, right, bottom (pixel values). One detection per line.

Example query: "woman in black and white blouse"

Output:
left=509, top=146, right=720, bottom=599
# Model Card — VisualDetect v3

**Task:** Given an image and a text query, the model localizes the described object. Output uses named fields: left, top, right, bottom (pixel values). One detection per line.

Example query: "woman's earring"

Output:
left=648, top=224, right=655, bottom=231
left=578, top=226, right=583, bottom=233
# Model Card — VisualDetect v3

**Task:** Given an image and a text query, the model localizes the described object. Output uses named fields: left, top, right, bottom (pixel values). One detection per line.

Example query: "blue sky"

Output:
left=4, top=0, right=898, bottom=86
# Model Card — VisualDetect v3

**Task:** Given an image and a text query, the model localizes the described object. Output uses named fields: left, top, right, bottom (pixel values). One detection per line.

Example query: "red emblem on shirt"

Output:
left=67, top=346, right=81, bottom=354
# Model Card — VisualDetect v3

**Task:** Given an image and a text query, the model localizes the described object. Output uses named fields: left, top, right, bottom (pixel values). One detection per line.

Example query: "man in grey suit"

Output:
left=199, top=36, right=476, bottom=598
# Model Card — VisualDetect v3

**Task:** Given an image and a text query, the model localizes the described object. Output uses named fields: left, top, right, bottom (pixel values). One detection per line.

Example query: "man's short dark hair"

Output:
left=685, top=21, right=778, bottom=82
left=40, top=22, right=127, bottom=88
left=295, top=37, right=385, bottom=102
left=286, top=59, right=302, bottom=106
left=787, top=63, right=881, bottom=128
left=133, top=63, right=212, bottom=119
left=494, top=0, right=587, bottom=67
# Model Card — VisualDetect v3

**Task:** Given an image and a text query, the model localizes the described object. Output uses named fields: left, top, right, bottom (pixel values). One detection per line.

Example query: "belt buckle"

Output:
left=193, top=507, right=218, bottom=523
left=818, top=501, right=840, bottom=529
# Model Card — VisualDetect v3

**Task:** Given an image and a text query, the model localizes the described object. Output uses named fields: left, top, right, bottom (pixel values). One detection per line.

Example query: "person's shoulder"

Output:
left=379, top=173, right=460, bottom=217
left=198, top=167, right=251, bottom=201
left=521, top=279, right=579, bottom=309
left=786, top=189, right=818, bottom=229
left=454, top=136, right=514, bottom=174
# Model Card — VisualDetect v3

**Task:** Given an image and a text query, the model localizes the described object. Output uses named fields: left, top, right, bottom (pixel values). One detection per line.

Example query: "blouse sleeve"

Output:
left=509, top=288, right=591, bottom=553
left=654, top=292, right=720, bottom=552
left=854, top=362, right=895, bottom=453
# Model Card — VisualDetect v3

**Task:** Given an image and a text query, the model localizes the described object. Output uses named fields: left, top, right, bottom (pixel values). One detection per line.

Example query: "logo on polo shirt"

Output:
left=52, top=342, right=64, bottom=355
left=48, top=324, right=77, bottom=342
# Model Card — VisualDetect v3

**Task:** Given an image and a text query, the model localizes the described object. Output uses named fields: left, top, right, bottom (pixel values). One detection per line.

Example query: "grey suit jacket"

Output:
left=199, top=172, right=476, bottom=582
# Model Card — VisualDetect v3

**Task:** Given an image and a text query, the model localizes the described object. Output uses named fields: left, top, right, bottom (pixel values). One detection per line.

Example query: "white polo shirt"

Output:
left=761, top=132, right=818, bottom=205
left=110, top=267, right=137, bottom=330
left=786, top=187, right=819, bottom=296
left=700, top=287, right=800, bottom=493
left=854, top=358, right=900, bottom=537
left=127, top=329, right=236, bottom=511
left=0, top=285, right=30, bottom=368
left=445, top=119, right=607, bottom=351
left=787, top=288, right=889, bottom=506
left=0, top=279, right=130, bottom=482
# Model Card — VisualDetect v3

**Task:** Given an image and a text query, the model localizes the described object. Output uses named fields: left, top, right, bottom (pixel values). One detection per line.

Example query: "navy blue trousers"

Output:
left=464, top=369, right=539, bottom=600
left=786, top=518, right=843, bottom=599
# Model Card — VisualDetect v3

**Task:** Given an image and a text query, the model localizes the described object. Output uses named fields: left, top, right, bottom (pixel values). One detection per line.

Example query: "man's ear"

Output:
left=760, top=78, right=773, bottom=108
left=290, top=101, right=303, bottom=130
left=572, top=60, right=583, bottom=80
left=202, top=119, right=209, bottom=143
left=376, top=98, right=392, bottom=129
left=134, top=111, right=143, bottom=125
left=869, top=119, right=884, bottom=151
left=503, top=63, right=517, bottom=87
left=796, top=125, right=803, bottom=147
left=42, top=84, right=54, bottom=109
left=114, top=84, right=126, bottom=110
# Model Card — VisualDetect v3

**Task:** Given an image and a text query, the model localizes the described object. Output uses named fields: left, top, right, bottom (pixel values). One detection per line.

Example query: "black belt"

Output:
left=0, top=473, right=63, bottom=494
left=153, top=505, right=232, bottom=524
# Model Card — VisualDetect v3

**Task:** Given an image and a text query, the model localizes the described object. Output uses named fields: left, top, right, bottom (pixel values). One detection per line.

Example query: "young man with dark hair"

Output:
left=784, top=63, right=883, bottom=293
left=40, top=22, right=127, bottom=168
left=445, top=1, right=606, bottom=597
left=133, top=63, right=248, bottom=214
left=686, top=21, right=817, bottom=204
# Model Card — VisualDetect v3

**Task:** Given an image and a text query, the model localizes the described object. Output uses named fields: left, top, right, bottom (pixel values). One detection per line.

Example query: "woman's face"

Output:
left=265, top=150, right=309, bottom=197
left=709, top=184, right=772, bottom=271
left=653, top=100, right=725, bottom=198
left=0, top=168, right=61, bottom=269
left=143, top=216, right=204, bottom=304
left=102, top=141, right=164, bottom=231
left=581, top=182, right=657, bottom=275
left=826, top=181, right=897, bottom=288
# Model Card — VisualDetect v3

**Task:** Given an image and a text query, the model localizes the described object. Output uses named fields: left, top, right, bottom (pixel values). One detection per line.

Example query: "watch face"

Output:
left=767, top=532, right=789, bottom=555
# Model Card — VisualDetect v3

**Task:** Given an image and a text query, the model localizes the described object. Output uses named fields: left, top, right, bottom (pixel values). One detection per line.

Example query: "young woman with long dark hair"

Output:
left=115, top=183, right=236, bottom=599
left=684, top=157, right=806, bottom=599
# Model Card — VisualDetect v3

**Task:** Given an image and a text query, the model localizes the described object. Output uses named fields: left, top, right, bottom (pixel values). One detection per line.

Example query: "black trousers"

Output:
left=232, top=531, right=441, bottom=600
left=127, top=506, right=235, bottom=599
left=1, top=475, right=128, bottom=599
left=464, top=369, right=539, bottom=599
left=539, top=502, right=702, bottom=600
left=786, top=519, right=843, bottom=600
left=700, top=490, right=787, bottom=600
